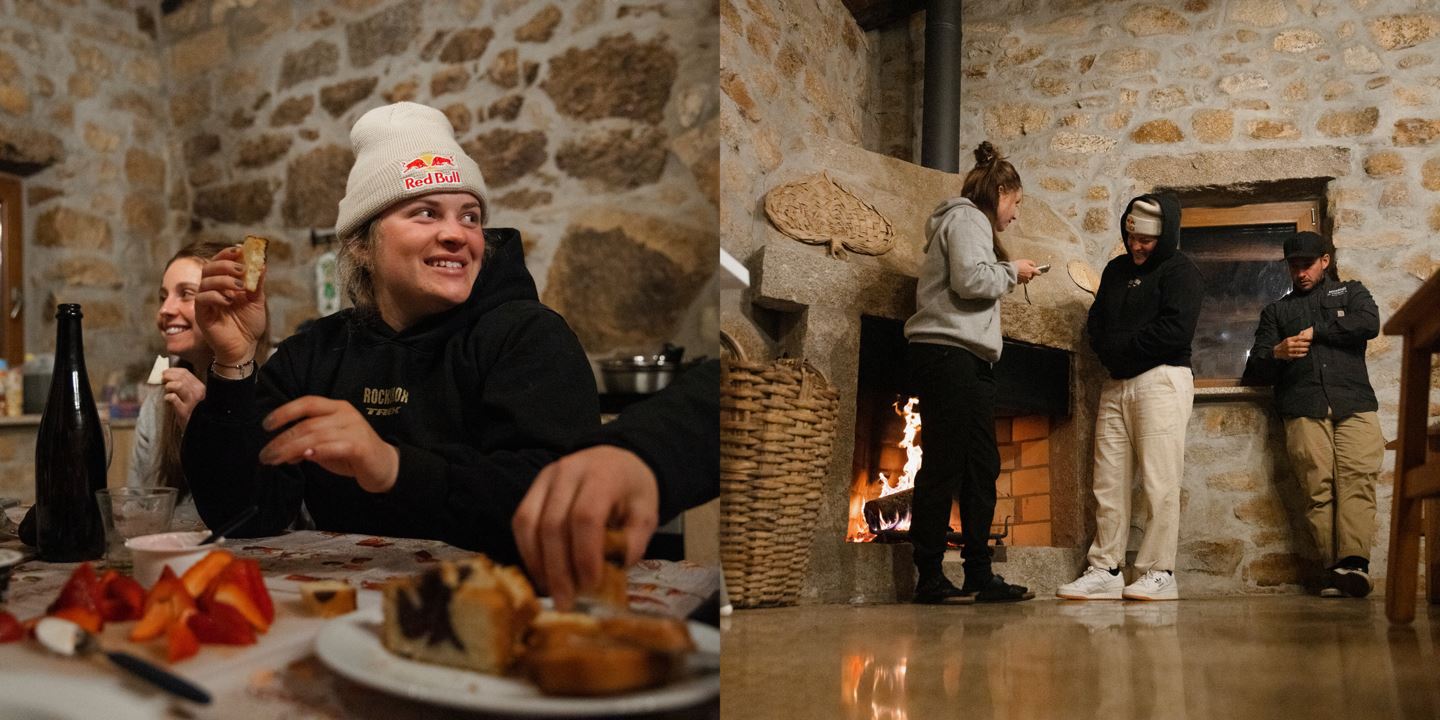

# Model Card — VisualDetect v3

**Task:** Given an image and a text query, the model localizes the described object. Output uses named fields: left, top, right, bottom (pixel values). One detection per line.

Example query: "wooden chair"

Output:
left=1385, top=269, right=1440, bottom=624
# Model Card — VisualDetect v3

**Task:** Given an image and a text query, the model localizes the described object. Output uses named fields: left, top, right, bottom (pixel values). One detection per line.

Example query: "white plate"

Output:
left=314, top=606, right=719, bottom=717
left=0, top=673, right=165, bottom=720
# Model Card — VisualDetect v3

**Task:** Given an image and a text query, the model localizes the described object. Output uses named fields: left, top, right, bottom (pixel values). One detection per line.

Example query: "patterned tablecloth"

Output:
left=0, top=531, right=720, bottom=720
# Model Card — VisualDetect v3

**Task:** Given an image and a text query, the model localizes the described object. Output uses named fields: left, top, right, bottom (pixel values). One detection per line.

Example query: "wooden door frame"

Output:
left=0, top=174, right=23, bottom=367
left=1182, top=199, right=1323, bottom=389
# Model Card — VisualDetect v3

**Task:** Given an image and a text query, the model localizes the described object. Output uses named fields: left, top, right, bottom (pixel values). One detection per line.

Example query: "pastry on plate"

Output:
left=381, top=556, right=538, bottom=674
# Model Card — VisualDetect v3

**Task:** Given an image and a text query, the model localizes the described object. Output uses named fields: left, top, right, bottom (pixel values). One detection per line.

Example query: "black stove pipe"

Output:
left=920, top=0, right=961, bottom=173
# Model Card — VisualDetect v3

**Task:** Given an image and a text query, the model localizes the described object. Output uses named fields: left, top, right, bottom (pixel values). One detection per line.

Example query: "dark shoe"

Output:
left=1332, top=566, right=1372, bottom=598
left=913, top=575, right=976, bottom=605
left=967, top=574, right=1035, bottom=603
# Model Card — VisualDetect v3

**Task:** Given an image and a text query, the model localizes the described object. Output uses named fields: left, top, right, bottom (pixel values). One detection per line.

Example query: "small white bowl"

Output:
left=125, top=531, right=218, bottom=587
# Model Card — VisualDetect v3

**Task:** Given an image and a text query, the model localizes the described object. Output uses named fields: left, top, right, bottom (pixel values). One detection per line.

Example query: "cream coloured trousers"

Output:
left=1086, top=365, right=1194, bottom=572
left=1283, top=411, right=1383, bottom=565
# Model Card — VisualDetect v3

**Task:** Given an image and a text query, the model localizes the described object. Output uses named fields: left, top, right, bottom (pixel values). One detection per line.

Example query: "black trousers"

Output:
left=905, top=342, right=1000, bottom=581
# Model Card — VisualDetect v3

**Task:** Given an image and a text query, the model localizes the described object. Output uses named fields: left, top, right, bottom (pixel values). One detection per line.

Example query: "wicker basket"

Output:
left=720, top=350, right=839, bottom=608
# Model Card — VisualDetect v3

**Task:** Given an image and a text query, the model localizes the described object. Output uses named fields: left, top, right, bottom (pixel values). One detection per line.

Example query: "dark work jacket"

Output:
left=575, top=359, right=719, bottom=524
left=1086, top=194, right=1205, bottom=380
left=1241, top=276, right=1379, bottom=420
left=182, top=229, right=599, bottom=563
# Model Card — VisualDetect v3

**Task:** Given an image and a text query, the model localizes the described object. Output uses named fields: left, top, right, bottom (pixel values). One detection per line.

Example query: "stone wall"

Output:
left=721, top=0, right=1432, bottom=598
left=951, top=0, right=1440, bottom=591
left=0, top=0, right=719, bottom=392
left=0, top=0, right=173, bottom=386
left=161, top=0, right=719, bottom=362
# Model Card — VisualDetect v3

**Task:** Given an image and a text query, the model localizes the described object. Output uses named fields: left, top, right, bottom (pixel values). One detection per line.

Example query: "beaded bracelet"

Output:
left=210, top=358, right=256, bottom=380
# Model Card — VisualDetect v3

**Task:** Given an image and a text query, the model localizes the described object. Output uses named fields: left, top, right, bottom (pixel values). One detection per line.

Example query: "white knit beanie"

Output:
left=1125, top=198, right=1163, bottom=236
left=334, top=102, right=489, bottom=241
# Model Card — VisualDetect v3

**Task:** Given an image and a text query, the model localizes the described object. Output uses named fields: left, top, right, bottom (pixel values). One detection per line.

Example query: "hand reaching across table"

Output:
left=512, top=445, right=658, bottom=611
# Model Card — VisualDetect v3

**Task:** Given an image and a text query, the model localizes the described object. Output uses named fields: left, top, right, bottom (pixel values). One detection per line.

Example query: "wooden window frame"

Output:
left=0, top=175, right=22, bottom=367
left=1181, top=199, right=1322, bottom=389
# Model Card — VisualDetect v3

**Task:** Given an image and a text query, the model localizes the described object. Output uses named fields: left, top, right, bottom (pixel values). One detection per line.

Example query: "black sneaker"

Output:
left=965, top=574, right=1035, bottom=603
left=913, top=575, right=976, bottom=605
left=1332, top=566, right=1372, bottom=598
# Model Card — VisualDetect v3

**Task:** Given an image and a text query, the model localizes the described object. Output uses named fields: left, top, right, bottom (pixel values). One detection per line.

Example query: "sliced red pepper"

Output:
left=0, top=611, right=25, bottom=643
left=46, top=562, right=102, bottom=619
left=180, top=550, right=234, bottom=599
left=49, top=605, right=103, bottom=634
left=130, top=566, right=197, bottom=642
left=237, top=558, right=274, bottom=626
left=202, top=559, right=272, bottom=633
left=98, top=572, right=145, bottom=622
left=166, top=609, right=199, bottom=663
left=188, top=601, right=256, bottom=645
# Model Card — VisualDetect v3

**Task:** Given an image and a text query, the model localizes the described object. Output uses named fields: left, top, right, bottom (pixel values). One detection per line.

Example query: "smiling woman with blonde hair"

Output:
left=128, top=241, right=270, bottom=530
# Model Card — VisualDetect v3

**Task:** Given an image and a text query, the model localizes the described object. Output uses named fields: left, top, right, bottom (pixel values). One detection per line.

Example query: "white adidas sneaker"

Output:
left=1056, top=565, right=1124, bottom=600
left=1123, top=570, right=1179, bottom=601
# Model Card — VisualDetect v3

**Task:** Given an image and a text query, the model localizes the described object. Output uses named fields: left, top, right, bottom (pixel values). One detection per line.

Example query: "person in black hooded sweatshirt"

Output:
left=1057, top=193, right=1203, bottom=602
left=182, top=102, right=598, bottom=563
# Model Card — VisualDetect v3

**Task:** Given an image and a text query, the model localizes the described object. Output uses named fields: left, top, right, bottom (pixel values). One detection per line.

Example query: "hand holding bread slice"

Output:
left=193, top=236, right=271, bottom=373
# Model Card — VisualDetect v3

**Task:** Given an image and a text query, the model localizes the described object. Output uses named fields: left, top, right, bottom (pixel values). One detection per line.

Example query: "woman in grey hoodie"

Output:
left=902, top=142, right=1039, bottom=604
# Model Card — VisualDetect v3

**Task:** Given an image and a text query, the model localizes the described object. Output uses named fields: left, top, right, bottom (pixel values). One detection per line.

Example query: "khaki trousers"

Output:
left=1087, top=365, right=1194, bottom=572
left=1283, top=411, right=1383, bottom=564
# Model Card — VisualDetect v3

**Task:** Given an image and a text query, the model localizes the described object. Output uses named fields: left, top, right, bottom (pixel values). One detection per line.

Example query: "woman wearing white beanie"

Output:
left=182, top=102, right=599, bottom=561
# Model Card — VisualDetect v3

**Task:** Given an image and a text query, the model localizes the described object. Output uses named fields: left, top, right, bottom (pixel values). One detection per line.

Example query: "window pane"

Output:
left=1182, top=224, right=1295, bottom=380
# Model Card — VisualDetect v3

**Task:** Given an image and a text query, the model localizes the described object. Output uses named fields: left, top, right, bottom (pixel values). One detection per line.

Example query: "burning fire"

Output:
left=847, top=397, right=923, bottom=541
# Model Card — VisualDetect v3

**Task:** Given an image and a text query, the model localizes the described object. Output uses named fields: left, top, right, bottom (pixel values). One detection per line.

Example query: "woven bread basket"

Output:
left=763, top=172, right=894, bottom=260
left=720, top=334, right=839, bottom=608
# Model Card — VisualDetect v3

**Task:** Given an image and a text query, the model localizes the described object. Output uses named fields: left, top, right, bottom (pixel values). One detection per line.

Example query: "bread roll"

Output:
left=242, top=235, right=268, bottom=292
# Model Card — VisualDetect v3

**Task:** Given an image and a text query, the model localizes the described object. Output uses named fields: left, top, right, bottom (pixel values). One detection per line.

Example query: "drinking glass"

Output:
left=95, top=487, right=177, bottom=572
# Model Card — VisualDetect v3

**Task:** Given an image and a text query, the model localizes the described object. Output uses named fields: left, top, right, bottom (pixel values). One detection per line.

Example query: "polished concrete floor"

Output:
left=721, top=597, right=1440, bottom=719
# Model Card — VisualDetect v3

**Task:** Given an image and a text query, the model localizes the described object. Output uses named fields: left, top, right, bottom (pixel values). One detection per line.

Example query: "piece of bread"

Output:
left=523, top=610, right=692, bottom=696
left=380, top=555, right=538, bottom=675
left=300, top=580, right=356, bottom=618
left=573, top=528, right=630, bottom=611
left=242, top=235, right=268, bottom=292
left=146, top=355, right=168, bottom=385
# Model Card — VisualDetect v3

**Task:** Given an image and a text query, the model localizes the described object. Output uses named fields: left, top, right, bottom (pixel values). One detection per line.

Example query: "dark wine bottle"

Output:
left=33, top=303, right=106, bottom=562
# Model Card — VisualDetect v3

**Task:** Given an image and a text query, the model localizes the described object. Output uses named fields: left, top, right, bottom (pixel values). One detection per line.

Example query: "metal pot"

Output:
left=600, top=355, right=677, bottom=394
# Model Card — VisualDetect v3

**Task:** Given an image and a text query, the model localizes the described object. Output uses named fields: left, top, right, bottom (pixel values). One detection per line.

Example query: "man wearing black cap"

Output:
left=1243, top=231, right=1383, bottom=598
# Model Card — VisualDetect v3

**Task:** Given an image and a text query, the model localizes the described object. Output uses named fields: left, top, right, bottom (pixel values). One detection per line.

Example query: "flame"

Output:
left=847, top=397, right=922, bottom=541
left=883, top=397, right=923, bottom=498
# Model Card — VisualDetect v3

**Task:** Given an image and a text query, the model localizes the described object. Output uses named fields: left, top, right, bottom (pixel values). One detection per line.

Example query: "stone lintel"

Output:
left=1126, top=145, right=1352, bottom=189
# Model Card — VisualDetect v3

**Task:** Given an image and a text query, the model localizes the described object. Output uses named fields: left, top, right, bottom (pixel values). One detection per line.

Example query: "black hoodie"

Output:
left=182, top=228, right=599, bottom=562
left=1086, top=194, right=1204, bottom=380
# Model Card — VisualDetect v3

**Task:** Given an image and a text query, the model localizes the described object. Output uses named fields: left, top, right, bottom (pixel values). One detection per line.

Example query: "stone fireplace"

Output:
left=728, top=134, right=1100, bottom=602
left=847, top=316, right=1071, bottom=552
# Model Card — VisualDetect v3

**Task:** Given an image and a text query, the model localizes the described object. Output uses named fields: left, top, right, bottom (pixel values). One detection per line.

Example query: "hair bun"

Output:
left=973, top=141, right=1001, bottom=168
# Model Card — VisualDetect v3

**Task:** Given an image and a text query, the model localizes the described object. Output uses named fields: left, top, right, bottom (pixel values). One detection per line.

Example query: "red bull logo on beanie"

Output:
left=398, top=153, right=462, bottom=190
